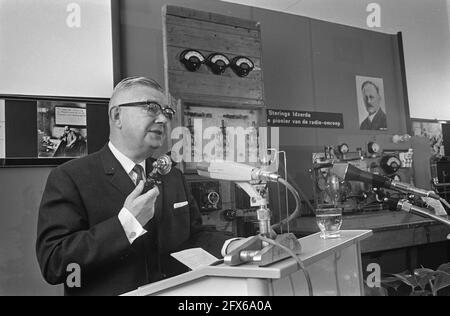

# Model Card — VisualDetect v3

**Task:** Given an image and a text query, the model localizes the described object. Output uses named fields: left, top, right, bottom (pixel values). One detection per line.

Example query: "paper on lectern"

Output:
left=422, top=197, right=447, bottom=216
left=171, top=248, right=218, bottom=270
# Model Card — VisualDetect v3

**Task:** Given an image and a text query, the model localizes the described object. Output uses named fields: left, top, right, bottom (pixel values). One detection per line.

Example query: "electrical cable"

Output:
left=333, top=252, right=342, bottom=296
left=277, top=182, right=283, bottom=234
left=277, top=163, right=315, bottom=213
left=279, top=151, right=290, bottom=233
left=271, top=178, right=301, bottom=229
left=288, top=275, right=296, bottom=296
left=258, top=235, right=313, bottom=296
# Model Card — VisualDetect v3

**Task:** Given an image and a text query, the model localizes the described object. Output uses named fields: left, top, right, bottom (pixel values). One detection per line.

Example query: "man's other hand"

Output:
left=124, top=181, right=159, bottom=226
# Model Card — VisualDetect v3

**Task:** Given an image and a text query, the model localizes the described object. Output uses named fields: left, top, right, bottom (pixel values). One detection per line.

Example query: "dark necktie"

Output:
left=132, top=164, right=145, bottom=186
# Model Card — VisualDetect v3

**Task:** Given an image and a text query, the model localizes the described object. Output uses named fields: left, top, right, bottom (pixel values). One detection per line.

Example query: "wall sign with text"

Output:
left=267, top=109, right=344, bottom=129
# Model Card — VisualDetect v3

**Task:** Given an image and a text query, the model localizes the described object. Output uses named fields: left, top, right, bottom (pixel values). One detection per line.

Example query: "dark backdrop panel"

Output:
left=5, top=100, right=38, bottom=158
left=247, top=10, right=408, bottom=199
left=87, top=102, right=109, bottom=153
left=310, top=19, right=407, bottom=136
left=2, top=98, right=109, bottom=165
left=443, top=124, right=450, bottom=157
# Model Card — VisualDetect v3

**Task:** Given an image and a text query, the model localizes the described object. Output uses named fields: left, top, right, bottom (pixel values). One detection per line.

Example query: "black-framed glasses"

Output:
left=117, top=101, right=176, bottom=120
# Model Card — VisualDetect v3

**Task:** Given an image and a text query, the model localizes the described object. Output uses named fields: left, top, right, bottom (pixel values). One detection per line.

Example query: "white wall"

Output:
left=222, top=0, right=450, bottom=120
left=448, top=0, right=450, bottom=33
left=0, top=0, right=115, bottom=98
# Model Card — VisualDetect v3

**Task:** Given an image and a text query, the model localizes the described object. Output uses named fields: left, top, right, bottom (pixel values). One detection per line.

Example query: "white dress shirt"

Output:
left=109, top=141, right=148, bottom=244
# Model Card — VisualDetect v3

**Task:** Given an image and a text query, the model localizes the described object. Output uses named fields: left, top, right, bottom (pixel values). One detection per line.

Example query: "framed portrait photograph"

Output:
left=355, top=76, right=387, bottom=131
left=37, top=101, right=88, bottom=159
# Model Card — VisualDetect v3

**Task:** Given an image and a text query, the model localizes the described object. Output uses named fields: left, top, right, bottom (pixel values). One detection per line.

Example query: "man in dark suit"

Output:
left=359, top=81, right=387, bottom=131
left=36, top=77, right=218, bottom=296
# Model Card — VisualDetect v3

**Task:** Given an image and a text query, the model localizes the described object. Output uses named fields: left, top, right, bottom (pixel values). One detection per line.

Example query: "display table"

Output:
left=122, top=230, right=372, bottom=296
left=288, top=211, right=450, bottom=253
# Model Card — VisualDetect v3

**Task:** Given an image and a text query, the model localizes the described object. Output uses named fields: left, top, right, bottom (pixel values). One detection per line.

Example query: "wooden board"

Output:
left=168, top=70, right=263, bottom=101
left=163, top=5, right=265, bottom=107
left=165, top=5, right=260, bottom=30
left=166, top=15, right=260, bottom=39
left=166, top=26, right=261, bottom=58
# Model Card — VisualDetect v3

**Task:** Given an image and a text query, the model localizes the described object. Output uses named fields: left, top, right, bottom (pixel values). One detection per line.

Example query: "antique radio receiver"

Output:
left=311, top=137, right=416, bottom=214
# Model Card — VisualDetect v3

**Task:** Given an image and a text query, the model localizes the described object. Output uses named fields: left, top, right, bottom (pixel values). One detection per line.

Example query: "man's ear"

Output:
left=109, top=106, right=122, bottom=128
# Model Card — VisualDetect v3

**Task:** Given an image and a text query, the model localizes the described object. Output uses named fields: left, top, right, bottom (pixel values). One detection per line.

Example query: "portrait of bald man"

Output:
left=36, top=77, right=222, bottom=296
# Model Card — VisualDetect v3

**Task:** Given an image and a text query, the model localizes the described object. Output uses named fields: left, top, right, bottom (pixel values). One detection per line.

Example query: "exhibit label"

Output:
left=267, top=109, right=344, bottom=129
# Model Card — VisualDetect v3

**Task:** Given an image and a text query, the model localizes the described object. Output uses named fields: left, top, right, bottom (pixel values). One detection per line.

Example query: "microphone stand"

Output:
left=223, top=181, right=302, bottom=267
left=395, top=199, right=450, bottom=228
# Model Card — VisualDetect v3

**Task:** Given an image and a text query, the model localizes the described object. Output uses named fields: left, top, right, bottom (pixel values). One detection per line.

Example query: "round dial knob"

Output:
left=180, top=49, right=205, bottom=72
left=206, top=53, right=230, bottom=75
left=338, top=143, right=350, bottom=154
left=380, top=155, right=402, bottom=174
left=368, top=142, right=380, bottom=154
left=207, top=191, right=220, bottom=206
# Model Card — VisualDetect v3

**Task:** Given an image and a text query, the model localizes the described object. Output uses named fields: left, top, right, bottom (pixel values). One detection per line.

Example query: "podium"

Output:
left=123, top=230, right=372, bottom=296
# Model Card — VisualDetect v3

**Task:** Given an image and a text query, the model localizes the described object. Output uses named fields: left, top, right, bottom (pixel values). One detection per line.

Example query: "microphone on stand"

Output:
left=332, top=163, right=441, bottom=200
left=387, top=197, right=450, bottom=228
left=197, top=161, right=280, bottom=182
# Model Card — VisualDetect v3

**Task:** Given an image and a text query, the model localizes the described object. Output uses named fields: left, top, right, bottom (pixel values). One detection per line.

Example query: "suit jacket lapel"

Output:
left=101, top=145, right=164, bottom=226
left=100, top=145, right=136, bottom=197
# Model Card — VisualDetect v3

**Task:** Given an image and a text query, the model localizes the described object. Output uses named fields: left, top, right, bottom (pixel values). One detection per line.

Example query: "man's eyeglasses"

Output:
left=117, top=101, right=176, bottom=120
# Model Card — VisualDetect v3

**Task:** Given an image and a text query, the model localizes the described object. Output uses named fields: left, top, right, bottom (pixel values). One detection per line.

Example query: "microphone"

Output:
left=332, top=163, right=441, bottom=200
left=151, top=155, right=172, bottom=176
left=395, top=198, right=450, bottom=228
left=196, top=161, right=280, bottom=182
left=143, top=154, right=172, bottom=192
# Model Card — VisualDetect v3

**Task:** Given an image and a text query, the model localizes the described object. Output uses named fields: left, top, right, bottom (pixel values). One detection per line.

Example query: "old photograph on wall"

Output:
left=412, top=120, right=445, bottom=158
left=356, top=76, right=387, bottom=131
left=37, top=101, right=88, bottom=158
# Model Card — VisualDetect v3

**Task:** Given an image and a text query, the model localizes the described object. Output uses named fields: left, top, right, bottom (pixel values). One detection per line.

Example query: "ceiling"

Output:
left=219, top=0, right=383, bottom=31
left=221, top=0, right=302, bottom=12
left=220, top=0, right=356, bottom=17
left=221, top=0, right=450, bottom=34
